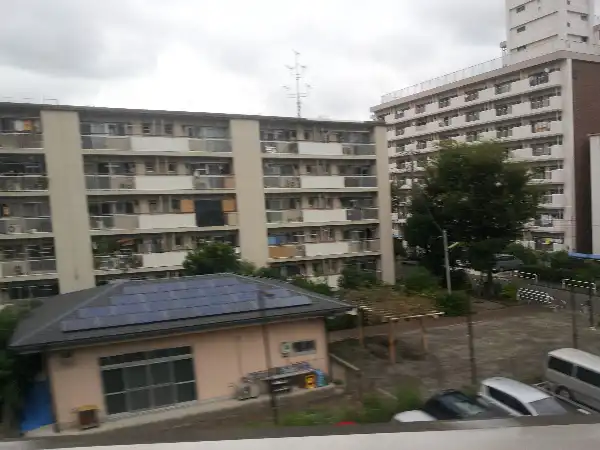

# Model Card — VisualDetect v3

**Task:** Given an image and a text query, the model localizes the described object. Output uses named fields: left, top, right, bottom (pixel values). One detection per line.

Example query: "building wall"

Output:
left=47, top=318, right=328, bottom=430
left=590, top=135, right=600, bottom=254
left=571, top=59, right=600, bottom=252
left=374, top=125, right=395, bottom=284
left=41, top=110, right=95, bottom=293
left=230, top=119, right=269, bottom=267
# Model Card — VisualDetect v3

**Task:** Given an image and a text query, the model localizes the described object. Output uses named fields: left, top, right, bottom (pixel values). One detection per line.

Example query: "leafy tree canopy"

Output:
left=405, top=141, right=540, bottom=282
left=182, top=241, right=241, bottom=275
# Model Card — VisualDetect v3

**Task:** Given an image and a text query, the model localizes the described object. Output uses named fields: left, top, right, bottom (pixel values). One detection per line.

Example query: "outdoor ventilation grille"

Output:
left=7, top=224, right=22, bottom=234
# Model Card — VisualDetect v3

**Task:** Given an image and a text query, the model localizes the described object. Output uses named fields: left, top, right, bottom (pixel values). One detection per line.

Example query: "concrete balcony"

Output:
left=540, top=194, right=566, bottom=209
left=348, top=239, right=380, bottom=253
left=264, top=176, right=376, bottom=190
left=530, top=169, right=565, bottom=185
left=532, top=218, right=568, bottom=233
left=85, top=175, right=234, bottom=191
left=0, top=133, right=43, bottom=150
left=90, top=212, right=238, bottom=231
left=261, top=141, right=298, bottom=154
left=303, top=209, right=348, bottom=223
left=263, top=141, right=376, bottom=157
left=0, top=217, right=52, bottom=235
left=513, top=145, right=564, bottom=162
left=266, top=210, right=304, bottom=224
left=479, top=130, right=496, bottom=140
left=141, top=251, right=188, bottom=268
left=264, top=176, right=301, bottom=189
left=343, top=176, right=377, bottom=188
left=268, top=244, right=306, bottom=259
left=342, top=144, right=376, bottom=156
left=0, top=258, right=57, bottom=278
left=0, top=175, right=48, bottom=192
left=82, top=136, right=232, bottom=153
left=94, top=254, right=144, bottom=271
left=346, top=208, right=379, bottom=221
left=480, top=109, right=496, bottom=122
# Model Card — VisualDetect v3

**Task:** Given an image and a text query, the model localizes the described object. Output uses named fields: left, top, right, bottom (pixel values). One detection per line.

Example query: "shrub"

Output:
left=357, top=393, right=396, bottom=423
left=279, top=409, right=339, bottom=426
left=435, top=291, right=470, bottom=316
left=404, top=267, right=439, bottom=294
left=501, top=282, right=519, bottom=303
left=393, top=385, right=423, bottom=412
left=338, top=266, right=379, bottom=290
left=325, top=313, right=358, bottom=332
left=504, top=243, right=539, bottom=265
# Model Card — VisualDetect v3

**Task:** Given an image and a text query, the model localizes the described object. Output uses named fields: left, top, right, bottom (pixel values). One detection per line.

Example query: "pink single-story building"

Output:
left=10, top=274, right=350, bottom=432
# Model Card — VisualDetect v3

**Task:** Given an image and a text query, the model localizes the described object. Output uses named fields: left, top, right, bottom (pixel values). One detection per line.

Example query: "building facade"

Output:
left=0, top=103, right=394, bottom=300
left=372, top=0, right=600, bottom=253
left=10, top=274, right=350, bottom=431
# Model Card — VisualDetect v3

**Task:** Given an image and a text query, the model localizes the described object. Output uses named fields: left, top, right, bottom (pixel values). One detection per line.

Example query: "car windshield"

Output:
left=529, top=398, right=568, bottom=415
left=441, top=394, right=488, bottom=417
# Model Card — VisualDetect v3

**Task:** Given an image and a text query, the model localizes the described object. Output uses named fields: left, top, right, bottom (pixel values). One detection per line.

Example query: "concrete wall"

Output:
left=571, top=60, right=600, bottom=252
left=41, top=110, right=95, bottom=293
left=230, top=119, right=269, bottom=267
left=47, top=318, right=328, bottom=430
left=374, top=125, right=395, bottom=284
left=590, top=135, right=600, bottom=254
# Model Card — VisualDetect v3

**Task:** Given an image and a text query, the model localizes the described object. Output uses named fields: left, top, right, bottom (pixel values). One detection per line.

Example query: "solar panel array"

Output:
left=61, top=277, right=312, bottom=333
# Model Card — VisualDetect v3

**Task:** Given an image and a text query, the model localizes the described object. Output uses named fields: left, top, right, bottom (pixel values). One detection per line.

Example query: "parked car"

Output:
left=492, top=254, right=523, bottom=273
left=545, top=348, right=600, bottom=410
left=479, top=377, right=568, bottom=416
left=420, top=389, right=509, bottom=421
left=392, top=410, right=436, bottom=423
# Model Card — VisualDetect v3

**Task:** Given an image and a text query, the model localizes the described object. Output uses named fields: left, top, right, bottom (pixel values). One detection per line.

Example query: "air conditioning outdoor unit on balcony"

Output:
left=7, top=224, right=22, bottom=234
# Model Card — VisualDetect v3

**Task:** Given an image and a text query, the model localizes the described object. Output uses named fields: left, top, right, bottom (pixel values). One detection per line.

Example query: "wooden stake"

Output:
left=419, top=316, right=428, bottom=354
left=389, top=318, right=396, bottom=364
left=358, top=308, right=365, bottom=347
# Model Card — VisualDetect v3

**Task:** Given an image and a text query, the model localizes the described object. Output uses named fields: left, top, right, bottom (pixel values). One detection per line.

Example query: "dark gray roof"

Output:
left=9, top=273, right=350, bottom=353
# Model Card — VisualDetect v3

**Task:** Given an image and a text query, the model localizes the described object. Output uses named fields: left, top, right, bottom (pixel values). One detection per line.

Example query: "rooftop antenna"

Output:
left=284, top=50, right=311, bottom=118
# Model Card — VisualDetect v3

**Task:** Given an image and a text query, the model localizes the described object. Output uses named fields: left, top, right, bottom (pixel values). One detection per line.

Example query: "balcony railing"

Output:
left=94, top=254, right=144, bottom=271
left=0, top=258, right=57, bottom=277
left=0, top=133, right=43, bottom=149
left=348, top=239, right=381, bottom=253
left=0, top=175, right=48, bottom=191
left=0, top=217, right=52, bottom=234
left=346, top=208, right=379, bottom=220
left=81, top=136, right=232, bottom=153
left=342, top=144, right=376, bottom=156
left=90, top=215, right=140, bottom=230
left=86, top=175, right=136, bottom=190
left=266, top=210, right=303, bottom=223
left=344, top=176, right=377, bottom=188
left=193, top=175, right=235, bottom=189
left=261, top=142, right=299, bottom=154
left=264, top=176, right=301, bottom=188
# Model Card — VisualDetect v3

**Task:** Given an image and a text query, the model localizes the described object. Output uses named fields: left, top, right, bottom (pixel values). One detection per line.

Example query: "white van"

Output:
left=545, top=348, right=600, bottom=410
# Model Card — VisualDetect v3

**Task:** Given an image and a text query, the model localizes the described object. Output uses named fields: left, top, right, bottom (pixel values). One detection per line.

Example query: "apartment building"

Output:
left=0, top=103, right=394, bottom=302
left=372, top=0, right=600, bottom=253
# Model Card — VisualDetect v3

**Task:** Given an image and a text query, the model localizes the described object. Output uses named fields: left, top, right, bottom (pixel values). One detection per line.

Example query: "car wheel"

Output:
left=556, top=386, right=572, bottom=400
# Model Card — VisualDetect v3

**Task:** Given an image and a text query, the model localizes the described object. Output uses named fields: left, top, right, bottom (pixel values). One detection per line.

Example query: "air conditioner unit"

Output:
left=13, top=265, right=24, bottom=276
left=7, top=224, right=22, bottom=234
left=120, top=183, right=134, bottom=189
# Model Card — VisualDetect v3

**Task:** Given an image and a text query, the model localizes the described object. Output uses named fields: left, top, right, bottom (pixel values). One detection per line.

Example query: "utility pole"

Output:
left=284, top=50, right=310, bottom=118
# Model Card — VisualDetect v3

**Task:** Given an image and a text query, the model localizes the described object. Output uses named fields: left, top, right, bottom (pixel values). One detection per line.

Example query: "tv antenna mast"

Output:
left=284, top=50, right=310, bottom=118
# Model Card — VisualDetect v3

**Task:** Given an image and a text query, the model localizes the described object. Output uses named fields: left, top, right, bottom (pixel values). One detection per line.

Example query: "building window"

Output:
left=581, top=14, right=589, bottom=21
left=516, top=5, right=525, bottom=13
left=171, top=198, right=181, bottom=212
left=167, top=162, right=177, bottom=174
left=142, top=123, right=152, bottom=135
left=415, top=104, right=426, bottom=114
left=164, top=123, right=174, bottom=135
left=145, top=162, right=155, bottom=173
left=291, top=340, right=316, bottom=354
left=517, top=26, right=526, bottom=33
left=582, top=36, right=588, bottom=43
left=100, top=347, right=196, bottom=415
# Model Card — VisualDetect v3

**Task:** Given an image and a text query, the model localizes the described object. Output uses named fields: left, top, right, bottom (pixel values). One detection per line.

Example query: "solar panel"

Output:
left=113, top=303, right=148, bottom=315
left=78, top=306, right=113, bottom=319
left=61, top=318, right=97, bottom=332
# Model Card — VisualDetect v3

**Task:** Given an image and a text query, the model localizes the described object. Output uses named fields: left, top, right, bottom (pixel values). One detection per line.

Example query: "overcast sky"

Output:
left=1, top=0, right=598, bottom=120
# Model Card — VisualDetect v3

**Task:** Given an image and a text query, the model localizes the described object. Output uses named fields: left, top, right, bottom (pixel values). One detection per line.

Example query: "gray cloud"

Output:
left=1, top=0, right=596, bottom=120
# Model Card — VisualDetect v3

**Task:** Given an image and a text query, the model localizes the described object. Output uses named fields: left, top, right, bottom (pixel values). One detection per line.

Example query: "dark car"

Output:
left=492, top=254, right=523, bottom=273
left=422, top=390, right=510, bottom=421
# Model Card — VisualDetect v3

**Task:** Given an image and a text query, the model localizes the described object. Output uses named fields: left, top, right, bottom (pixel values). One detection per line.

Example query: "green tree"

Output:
left=338, top=266, right=378, bottom=290
left=1, top=303, right=43, bottom=431
left=504, top=242, right=539, bottom=265
left=182, top=241, right=241, bottom=275
left=390, top=180, right=402, bottom=215
left=405, top=141, right=540, bottom=295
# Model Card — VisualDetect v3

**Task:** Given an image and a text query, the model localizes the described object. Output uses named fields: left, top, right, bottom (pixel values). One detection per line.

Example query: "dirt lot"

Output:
left=330, top=308, right=600, bottom=395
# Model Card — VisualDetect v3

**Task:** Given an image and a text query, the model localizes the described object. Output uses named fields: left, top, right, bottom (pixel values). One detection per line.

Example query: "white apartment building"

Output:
left=0, top=103, right=394, bottom=302
left=373, top=0, right=600, bottom=254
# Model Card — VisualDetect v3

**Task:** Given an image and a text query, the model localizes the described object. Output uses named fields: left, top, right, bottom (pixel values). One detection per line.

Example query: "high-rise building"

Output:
left=372, top=0, right=600, bottom=253
left=0, top=103, right=394, bottom=301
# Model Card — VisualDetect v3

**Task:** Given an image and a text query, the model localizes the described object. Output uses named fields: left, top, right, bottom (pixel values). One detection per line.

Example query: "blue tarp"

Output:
left=568, top=252, right=600, bottom=261
left=20, top=379, right=53, bottom=433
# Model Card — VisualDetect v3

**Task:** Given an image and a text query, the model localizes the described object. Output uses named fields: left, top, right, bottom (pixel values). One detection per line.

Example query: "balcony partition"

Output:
left=0, top=175, right=48, bottom=192
left=0, top=217, right=52, bottom=234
